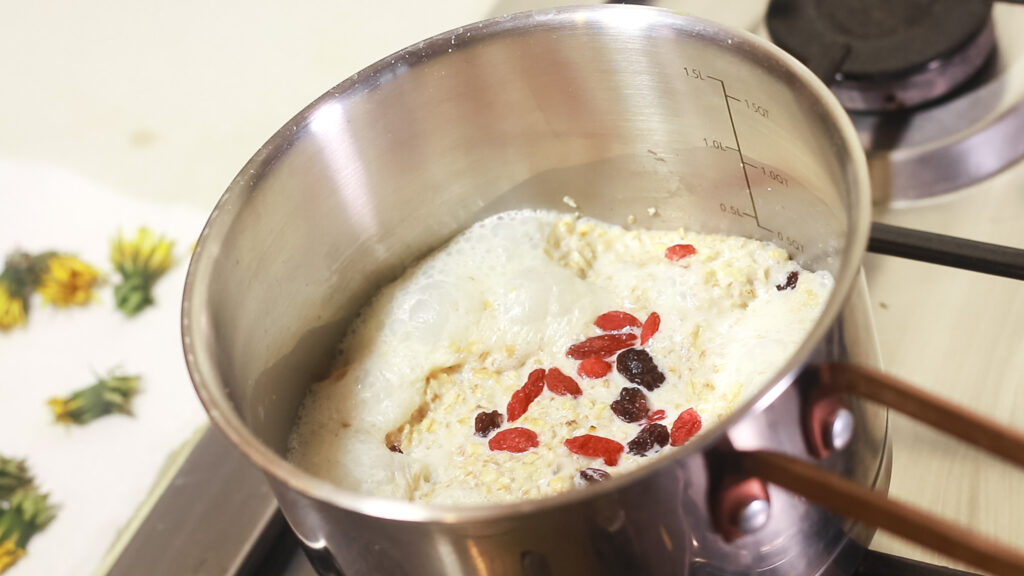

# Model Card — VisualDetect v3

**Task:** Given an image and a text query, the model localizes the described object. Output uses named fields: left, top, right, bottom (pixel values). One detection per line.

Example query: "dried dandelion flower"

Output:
left=0, top=251, right=47, bottom=331
left=1, top=249, right=99, bottom=329
left=0, top=285, right=26, bottom=332
left=48, top=372, right=141, bottom=426
left=0, top=458, right=32, bottom=502
left=0, top=539, right=25, bottom=574
left=37, top=255, right=101, bottom=307
left=0, top=485, right=56, bottom=574
left=110, top=228, right=175, bottom=316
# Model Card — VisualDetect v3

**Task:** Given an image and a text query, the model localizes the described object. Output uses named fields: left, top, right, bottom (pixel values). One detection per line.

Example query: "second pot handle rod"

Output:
left=868, top=222, right=1024, bottom=281
left=739, top=363, right=1024, bottom=576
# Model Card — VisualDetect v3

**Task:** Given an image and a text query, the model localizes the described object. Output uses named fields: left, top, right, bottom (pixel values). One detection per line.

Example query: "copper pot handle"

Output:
left=820, top=363, right=1024, bottom=466
left=740, top=363, right=1024, bottom=576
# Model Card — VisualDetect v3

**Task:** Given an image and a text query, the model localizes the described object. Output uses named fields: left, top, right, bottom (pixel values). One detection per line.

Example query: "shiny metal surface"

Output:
left=828, top=407, right=857, bottom=452
left=832, top=21, right=996, bottom=113
left=736, top=498, right=771, bottom=535
left=854, top=3, right=1024, bottom=202
left=107, top=426, right=281, bottom=576
left=182, top=6, right=887, bottom=575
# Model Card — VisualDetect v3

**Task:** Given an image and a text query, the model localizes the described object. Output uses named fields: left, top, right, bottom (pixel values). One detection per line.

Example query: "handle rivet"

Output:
left=825, top=407, right=856, bottom=451
left=736, top=498, right=771, bottom=534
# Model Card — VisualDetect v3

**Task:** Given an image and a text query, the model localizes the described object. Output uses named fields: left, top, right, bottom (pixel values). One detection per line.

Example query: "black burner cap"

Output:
left=767, top=0, right=993, bottom=81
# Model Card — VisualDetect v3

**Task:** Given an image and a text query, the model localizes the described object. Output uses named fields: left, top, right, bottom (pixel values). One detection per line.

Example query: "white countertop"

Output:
left=1, top=1, right=512, bottom=210
left=1, top=0, right=769, bottom=211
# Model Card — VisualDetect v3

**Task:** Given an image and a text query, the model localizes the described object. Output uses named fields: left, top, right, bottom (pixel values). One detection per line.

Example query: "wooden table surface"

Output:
left=864, top=157, right=1024, bottom=574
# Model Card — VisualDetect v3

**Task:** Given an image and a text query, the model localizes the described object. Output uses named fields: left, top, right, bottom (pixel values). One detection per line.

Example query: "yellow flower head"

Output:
left=46, top=397, right=75, bottom=425
left=111, top=228, right=174, bottom=276
left=48, top=372, right=140, bottom=425
left=110, top=228, right=175, bottom=317
left=0, top=539, right=26, bottom=573
left=0, top=284, right=27, bottom=331
left=37, top=255, right=100, bottom=308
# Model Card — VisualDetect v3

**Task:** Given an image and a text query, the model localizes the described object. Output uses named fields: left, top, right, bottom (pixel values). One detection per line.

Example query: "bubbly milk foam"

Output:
left=288, top=210, right=832, bottom=504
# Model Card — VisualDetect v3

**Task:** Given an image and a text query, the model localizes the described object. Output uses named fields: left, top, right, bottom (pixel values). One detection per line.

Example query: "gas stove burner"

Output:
left=760, top=0, right=1024, bottom=202
left=767, top=0, right=996, bottom=112
left=849, top=1, right=1024, bottom=202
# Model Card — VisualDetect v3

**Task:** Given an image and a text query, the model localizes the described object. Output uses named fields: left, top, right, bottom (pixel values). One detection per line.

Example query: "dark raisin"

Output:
left=610, top=387, right=649, bottom=423
left=616, top=348, right=665, bottom=391
left=387, top=441, right=403, bottom=454
left=776, top=271, right=799, bottom=291
left=578, top=468, right=611, bottom=485
left=627, top=423, right=670, bottom=456
left=475, top=410, right=504, bottom=437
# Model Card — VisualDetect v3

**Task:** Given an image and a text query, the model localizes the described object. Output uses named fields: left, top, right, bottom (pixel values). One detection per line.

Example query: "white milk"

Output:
left=288, top=210, right=832, bottom=504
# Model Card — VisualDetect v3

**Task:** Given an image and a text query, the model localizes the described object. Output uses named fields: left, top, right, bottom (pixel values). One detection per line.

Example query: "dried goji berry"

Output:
left=474, top=410, right=504, bottom=437
left=545, top=367, right=583, bottom=398
left=507, top=368, right=546, bottom=422
left=594, top=310, right=641, bottom=332
left=640, top=312, right=660, bottom=346
left=577, top=357, right=612, bottom=379
left=665, top=243, right=697, bottom=261
left=489, top=427, right=539, bottom=453
left=566, top=333, right=638, bottom=360
left=647, top=409, right=666, bottom=424
left=776, top=270, right=799, bottom=291
left=564, top=434, right=625, bottom=466
left=670, top=408, right=702, bottom=446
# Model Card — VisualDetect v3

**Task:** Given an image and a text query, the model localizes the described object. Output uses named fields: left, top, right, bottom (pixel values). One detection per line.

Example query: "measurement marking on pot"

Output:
left=682, top=67, right=704, bottom=80
left=703, top=138, right=728, bottom=152
left=744, top=100, right=770, bottom=119
left=706, top=74, right=774, bottom=234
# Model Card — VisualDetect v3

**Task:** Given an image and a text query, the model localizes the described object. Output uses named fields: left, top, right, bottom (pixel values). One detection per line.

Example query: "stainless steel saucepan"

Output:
left=181, top=6, right=1024, bottom=575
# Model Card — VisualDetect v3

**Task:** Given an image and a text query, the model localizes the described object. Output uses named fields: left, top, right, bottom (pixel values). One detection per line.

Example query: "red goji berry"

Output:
left=594, top=310, right=642, bottom=332
left=507, top=368, right=546, bottom=422
left=670, top=408, right=702, bottom=446
left=577, top=357, right=612, bottom=379
left=564, top=434, right=625, bottom=466
left=640, top=312, right=660, bottom=346
left=566, top=333, right=638, bottom=360
left=545, top=367, right=583, bottom=398
left=647, top=409, right=666, bottom=424
left=489, top=427, right=539, bottom=453
left=665, top=244, right=697, bottom=261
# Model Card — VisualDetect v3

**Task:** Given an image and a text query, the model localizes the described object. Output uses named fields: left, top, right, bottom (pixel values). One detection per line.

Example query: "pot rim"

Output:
left=181, top=4, right=872, bottom=523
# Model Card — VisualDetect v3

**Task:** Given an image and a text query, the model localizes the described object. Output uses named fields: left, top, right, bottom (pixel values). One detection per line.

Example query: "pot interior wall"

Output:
left=196, top=8, right=861, bottom=458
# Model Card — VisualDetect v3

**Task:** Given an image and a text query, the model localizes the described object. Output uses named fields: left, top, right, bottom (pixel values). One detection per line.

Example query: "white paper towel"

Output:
left=0, top=158, right=210, bottom=575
